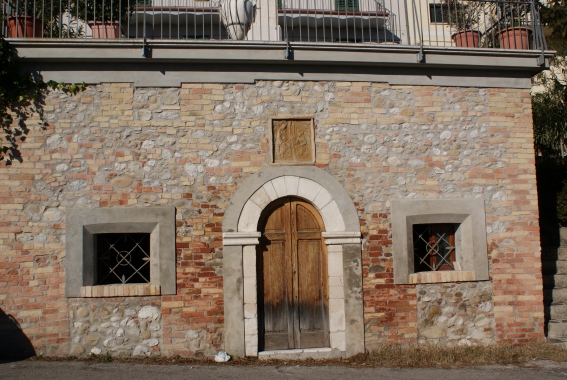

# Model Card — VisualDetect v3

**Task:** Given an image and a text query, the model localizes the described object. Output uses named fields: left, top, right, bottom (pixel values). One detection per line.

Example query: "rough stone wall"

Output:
left=416, top=282, right=495, bottom=345
left=0, top=81, right=543, bottom=357
left=68, top=300, right=162, bottom=356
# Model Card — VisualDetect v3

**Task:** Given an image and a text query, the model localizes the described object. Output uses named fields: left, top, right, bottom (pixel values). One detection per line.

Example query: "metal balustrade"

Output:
left=0, top=0, right=546, bottom=51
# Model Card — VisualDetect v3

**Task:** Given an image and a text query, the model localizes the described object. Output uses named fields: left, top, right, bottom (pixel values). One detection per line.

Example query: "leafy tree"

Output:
left=532, top=0, right=567, bottom=157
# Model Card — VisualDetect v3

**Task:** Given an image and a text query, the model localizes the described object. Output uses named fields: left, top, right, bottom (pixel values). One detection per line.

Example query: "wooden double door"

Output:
left=258, top=197, right=329, bottom=351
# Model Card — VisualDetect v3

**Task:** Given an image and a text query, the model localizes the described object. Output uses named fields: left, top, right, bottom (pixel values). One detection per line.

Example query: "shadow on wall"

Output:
left=0, top=309, right=36, bottom=361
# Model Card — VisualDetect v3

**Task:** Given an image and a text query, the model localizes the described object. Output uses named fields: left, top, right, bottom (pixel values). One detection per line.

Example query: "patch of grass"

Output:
left=29, top=341, right=567, bottom=368
left=357, top=341, right=567, bottom=368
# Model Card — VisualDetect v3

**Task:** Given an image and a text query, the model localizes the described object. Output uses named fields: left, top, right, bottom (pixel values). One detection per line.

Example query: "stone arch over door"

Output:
left=222, top=166, right=363, bottom=358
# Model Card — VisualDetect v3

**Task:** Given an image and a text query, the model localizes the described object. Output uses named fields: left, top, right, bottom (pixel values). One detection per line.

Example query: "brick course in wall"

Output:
left=0, top=81, right=543, bottom=357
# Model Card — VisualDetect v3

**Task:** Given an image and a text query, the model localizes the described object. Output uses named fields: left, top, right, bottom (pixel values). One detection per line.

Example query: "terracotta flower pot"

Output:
left=7, top=16, right=42, bottom=38
left=451, top=30, right=481, bottom=48
left=496, top=27, right=531, bottom=50
left=88, top=21, right=122, bottom=38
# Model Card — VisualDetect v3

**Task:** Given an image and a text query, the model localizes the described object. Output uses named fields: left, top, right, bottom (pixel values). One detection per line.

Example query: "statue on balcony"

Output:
left=220, top=0, right=255, bottom=40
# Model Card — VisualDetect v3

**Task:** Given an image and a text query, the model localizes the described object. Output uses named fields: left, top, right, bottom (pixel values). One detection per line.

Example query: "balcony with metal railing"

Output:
left=1, top=0, right=547, bottom=50
left=1, top=0, right=553, bottom=88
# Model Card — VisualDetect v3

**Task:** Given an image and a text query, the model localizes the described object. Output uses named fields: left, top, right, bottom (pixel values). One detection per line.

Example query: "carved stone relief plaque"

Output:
left=272, top=119, right=314, bottom=163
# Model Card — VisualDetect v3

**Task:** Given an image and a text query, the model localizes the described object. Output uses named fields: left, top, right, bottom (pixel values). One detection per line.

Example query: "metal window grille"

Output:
left=96, top=233, right=151, bottom=285
left=413, top=224, right=457, bottom=272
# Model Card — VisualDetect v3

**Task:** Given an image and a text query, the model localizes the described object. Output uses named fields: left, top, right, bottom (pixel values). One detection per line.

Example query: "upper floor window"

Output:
left=429, top=3, right=447, bottom=23
left=336, top=0, right=359, bottom=11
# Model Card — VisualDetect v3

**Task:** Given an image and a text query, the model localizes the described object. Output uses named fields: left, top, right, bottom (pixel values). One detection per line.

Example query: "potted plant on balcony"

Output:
left=3, top=0, right=69, bottom=38
left=4, top=0, right=44, bottom=37
left=69, top=0, right=132, bottom=38
left=493, top=1, right=532, bottom=49
left=444, top=0, right=483, bottom=48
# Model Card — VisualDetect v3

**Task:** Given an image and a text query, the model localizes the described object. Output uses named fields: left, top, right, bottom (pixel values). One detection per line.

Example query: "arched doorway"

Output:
left=258, top=197, right=329, bottom=351
left=222, top=167, right=364, bottom=358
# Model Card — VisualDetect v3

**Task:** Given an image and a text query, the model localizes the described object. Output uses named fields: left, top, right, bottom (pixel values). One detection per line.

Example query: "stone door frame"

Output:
left=222, top=166, right=364, bottom=358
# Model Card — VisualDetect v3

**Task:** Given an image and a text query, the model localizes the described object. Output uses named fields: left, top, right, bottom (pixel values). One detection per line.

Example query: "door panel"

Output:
left=259, top=197, right=329, bottom=351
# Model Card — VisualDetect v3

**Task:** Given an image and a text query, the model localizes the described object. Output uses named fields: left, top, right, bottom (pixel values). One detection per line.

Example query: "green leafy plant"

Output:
left=0, top=38, right=46, bottom=163
left=442, top=0, right=482, bottom=32
left=69, top=0, right=133, bottom=24
left=0, top=37, right=87, bottom=163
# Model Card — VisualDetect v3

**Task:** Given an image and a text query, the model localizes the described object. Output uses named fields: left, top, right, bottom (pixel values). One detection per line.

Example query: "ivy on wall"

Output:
left=0, top=37, right=85, bottom=163
left=0, top=38, right=46, bottom=163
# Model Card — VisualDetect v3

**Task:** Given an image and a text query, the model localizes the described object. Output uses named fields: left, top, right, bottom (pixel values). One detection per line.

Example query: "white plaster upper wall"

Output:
left=237, top=176, right=347, bottom=232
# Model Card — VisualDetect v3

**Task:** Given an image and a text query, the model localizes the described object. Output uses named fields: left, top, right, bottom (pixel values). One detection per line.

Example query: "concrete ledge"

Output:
left=258, top=347, right=344, bottom=360
left=10, top=39, right=553, bottom=88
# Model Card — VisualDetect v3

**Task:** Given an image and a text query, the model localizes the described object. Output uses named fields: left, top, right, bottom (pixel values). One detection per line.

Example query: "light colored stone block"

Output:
left=223, top=232, right=261, bottom=246
left=262, top=181, right=278, bottom=201
left=328, top=250, right=344, bottom=277
left=250, top=187, right=272, bottom=209
left=244, top=303, right=257, bottom=319
left=238, top=201, right=262, bottom=231
left=245, top=317, right=258, bottom=335
left=284, top=176, right=299, bottom=196
left=271, top=177, right=287, bottom=198
left=329, top=298, right=345, bottom=333
left=297, top=178, right=322, bottom=202
left=246, top=337, right=258, bottom=356
left=243, top=277, right=257, bottom=304
left=329, top=276, right=344, bottom=287
left=313, top=188, right=333, bottom=210
left=245, top=335, right=258, bottom=357
left=330, top=331, right=346, bottom=351
left=327, top=244, right=343, bottom=253
left=329, top=285, right=345, bottom=300
left=321, top=201, right=346, bottom=232
left=243, top=246, right=257, bottom=278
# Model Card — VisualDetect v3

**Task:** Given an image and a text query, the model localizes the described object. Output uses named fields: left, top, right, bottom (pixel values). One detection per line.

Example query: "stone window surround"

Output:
left=391, top=198, right=489, bottom=285
left=222, top=166, right=364, bottom=359
left=65, top=207, right=176, bottom=297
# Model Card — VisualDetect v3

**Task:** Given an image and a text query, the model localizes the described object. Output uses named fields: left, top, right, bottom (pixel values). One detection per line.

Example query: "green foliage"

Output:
left=541, top=0, right=567, bottom=45
left=442, top=0, right=482, bottom=32
left=557, top=179, right=567, bottom=225
left=68, top=0, right=133, bottom=23
left=0, top=37, right=87, bottom=163
left=532, top=61, right=567, bottom=157
left=4, top=0, right=67, bottom=31
left=0, top=37, right=46, bottom=163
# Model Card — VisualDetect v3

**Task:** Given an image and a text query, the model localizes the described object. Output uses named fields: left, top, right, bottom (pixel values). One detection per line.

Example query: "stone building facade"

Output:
left=0, top=77, right=544, bottom=358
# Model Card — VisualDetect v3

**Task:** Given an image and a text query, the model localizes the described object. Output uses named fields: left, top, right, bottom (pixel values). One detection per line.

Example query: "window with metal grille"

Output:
left=335, top=0, right=359, bottom=11
left=413, top=224, right=457, bottom=272
left=96, top=233, right=150, bottom=285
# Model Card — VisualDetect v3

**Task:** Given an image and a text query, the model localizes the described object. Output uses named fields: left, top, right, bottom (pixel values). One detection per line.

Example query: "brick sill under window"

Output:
left=80, top=284, right=161, bottom=297
left=408, top=271, right=476, bottom=284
